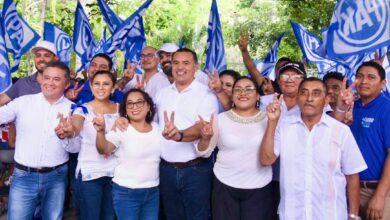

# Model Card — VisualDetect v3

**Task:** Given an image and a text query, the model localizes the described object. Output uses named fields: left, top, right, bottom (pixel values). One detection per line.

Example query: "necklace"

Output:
left=225, top=109, right=266, bottom=124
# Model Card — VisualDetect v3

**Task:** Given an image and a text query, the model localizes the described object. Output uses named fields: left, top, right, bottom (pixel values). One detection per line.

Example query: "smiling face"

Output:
left=159, top=51, right=174, bottom=76
left=278, top=69, right=304, bottom=96
left=232, top=78, right=260, bottom=111
left=88, top=56, right=111, bottom=79
left=41, top=66, right=69, bottom=102
left=90, top=73, right=114, bottom=101
left=172, top=51, right=198, bottom=87
left=141, top=47, right=159, bottom=72
left=297, top=80, right=328, bottom=118
left=220, top=74, right=235, bottom=97
left=125, top=91, right=150, bottom=123
left=33, top=49, right=58, bottom=73
left=355, top=66, right=385, bottom=103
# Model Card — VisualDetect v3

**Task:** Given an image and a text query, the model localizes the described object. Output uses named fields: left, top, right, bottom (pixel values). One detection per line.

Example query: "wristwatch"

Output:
left=176, top=131, right=184, bottom=142
left=348, top=214, right=361, bottom=220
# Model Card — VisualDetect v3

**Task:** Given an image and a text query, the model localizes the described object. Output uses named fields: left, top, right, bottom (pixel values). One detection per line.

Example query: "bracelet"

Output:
left=335, top=106, right=348, bottom=113
left=348, top=214, right=361, bottom=220
left=176, top=131, right=184, bottom=142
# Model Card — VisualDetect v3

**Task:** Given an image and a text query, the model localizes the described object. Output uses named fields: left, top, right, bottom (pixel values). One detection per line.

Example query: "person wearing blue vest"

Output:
left=350, top=61, right=390, bottom=220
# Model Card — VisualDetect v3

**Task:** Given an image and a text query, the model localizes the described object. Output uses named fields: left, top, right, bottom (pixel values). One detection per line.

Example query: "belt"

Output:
left=15, top=161, right=67, bottom=173
left=360, top=181, right=378, bottom=189
left=161, top=157, right=209, bottom=169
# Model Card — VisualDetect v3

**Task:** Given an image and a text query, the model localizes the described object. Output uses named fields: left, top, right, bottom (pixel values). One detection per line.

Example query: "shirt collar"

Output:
left=170, top=78, right=198, bottom=93
left=355, top=93, right=385, bottom=109
left=289, top=111, right=331, bottom=128
left=38, top=92, right=67, bottom=105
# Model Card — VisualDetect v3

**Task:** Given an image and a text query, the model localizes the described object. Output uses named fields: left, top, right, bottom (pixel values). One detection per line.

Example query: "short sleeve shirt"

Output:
left=5, top=73, right=41, bottom=100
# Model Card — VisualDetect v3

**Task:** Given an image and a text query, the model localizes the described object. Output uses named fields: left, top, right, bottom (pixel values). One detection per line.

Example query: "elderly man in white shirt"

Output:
left=0, top=61, right=79, bottom=220
left=156, top=48, right=218, bottom=220
left=122, top=46, right=170, bottom=101
left=260, top=77, right=367, bottom=220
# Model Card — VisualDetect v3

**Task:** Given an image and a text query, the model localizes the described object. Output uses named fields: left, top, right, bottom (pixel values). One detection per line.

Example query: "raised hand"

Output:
left=123, top=61, right=136, bottom=82
left=198, top=114, right=214, bottom=140
left=336, top=78, right=356, bottom=112
left=238, top=32, right=250, bottom=52
left=112, top=117, right=129, bottom=132
left=55, top=113, right=74, bottom=139
left=65, top=81, right=84, bottom=101
left=343, top=102, right=354, bottom=125
left=372, top=50, right=385, bottom=65
left=135, top=75, right=145, bottom=90
left=162, top=111, right=181, bottom=141
left=266, top=94, right=283, bottom=122
left=206, top=69, right=222, bottom=93
left=93, top=112, right=106, bottom=133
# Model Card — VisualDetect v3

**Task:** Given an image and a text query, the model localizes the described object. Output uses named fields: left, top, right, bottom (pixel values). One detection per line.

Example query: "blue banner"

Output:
left=43, top=22, right=72, bottom=66
left=73, top=1, right=96, bottom=71
left=2, top=0, right=40, bottom=72
left=204, top=0, right=226, bottom=73
left=254, top=33, right=284, bottom=79
left=0, top=15, right=11, bottom=93
left=326, top=0, right=390, bottom=59
left=97, top=0, right=123, bottom=33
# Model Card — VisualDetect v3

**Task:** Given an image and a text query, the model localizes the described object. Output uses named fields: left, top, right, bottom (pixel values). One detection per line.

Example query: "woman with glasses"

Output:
left=196, top=76, right=274, bottom=220
left=94, top=89, right=161, bottom=220
left=69, top=70, right=119, bottom=220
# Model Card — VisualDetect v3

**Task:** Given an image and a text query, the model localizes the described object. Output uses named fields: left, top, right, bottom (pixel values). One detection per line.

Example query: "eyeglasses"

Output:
left=126, top=100, right=146, bottom=109
left=279, top=74, right=303, bottom=81
left=233, top=87, right=257, bottom=94
left=140, top=53, right=157, bottom=60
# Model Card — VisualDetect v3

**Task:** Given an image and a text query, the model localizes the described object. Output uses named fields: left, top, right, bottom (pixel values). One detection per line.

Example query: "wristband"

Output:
left=348, top=214, right=361, bottom=220
left=176, top=131, right=184, bottom=142
left=335, top=106, right=348, bottom=113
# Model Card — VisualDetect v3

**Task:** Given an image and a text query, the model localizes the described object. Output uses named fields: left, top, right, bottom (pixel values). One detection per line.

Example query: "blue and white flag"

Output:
left=291, top=21, right=349, bottom=78
left=73, top=1, right=96, bottom=71
left=2, top=0, right=40, bottom=72
left=0, top=15, right=11, bottom=93
left=326, top=0, right=390, bottom=59
left=204, top=0, right=226, bottom=73
left=97, top=0, right=123, bottom=33
left=106, top=0, right=152, bottom=62
left=43, top=22, right=72, bottom=66
left=254, top=33, right=284, bottom=79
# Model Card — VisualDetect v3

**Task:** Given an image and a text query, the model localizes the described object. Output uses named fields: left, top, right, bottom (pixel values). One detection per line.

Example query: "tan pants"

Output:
left=360, top=187, right=390, bottom=220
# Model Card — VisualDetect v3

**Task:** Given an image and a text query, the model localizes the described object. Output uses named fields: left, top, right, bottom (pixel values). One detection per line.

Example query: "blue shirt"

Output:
left=351, top=94, right=390, bottom=181
left=74, top=80, right=124, bottom=105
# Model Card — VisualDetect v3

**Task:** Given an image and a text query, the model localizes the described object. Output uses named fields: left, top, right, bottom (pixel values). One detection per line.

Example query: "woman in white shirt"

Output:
left=94, top=88, right=162, bottom=220
left=197, top=76, right=274, bottom=220
left=70, top=71, right=119, bottom=220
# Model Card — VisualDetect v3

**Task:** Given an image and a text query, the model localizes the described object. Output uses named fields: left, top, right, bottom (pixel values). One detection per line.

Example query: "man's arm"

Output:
left=0, top=93, right=11, bottom=106
left=346, top=174, right=360, bottom=217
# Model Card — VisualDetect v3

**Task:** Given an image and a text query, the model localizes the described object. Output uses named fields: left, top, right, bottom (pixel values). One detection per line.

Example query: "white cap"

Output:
left=158, top=43, right=179, bottom=54
left=31, top=41, right=57, bottom=56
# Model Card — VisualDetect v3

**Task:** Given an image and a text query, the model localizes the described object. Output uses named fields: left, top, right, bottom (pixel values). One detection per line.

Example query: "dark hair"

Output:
left=322, top=71, right=348, bottom=87
left=92, top=53, right=113, bottom=70
left=119, top=89, right=156, bottom=123
left=219, top=69, right=241, bottom=81
left=298, top=77, right=327, bottom=94
left=45, top=61, right=71, bottom=82
left=277, top=57, right=292, bottom=63
left=233, top=76, right=261, bottom=94
left=260, top=78, right=281, bottom=95
left=356, top=61, right=386, bottom=80
left=172, top=48, right=198, bottom=64
left=90, top=70, right=117, bottom=85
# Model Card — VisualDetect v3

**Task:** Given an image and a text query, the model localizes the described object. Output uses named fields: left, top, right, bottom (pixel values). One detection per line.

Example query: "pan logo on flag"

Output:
left=337, top=0, right=389, bottom=47
left=56, top=33, right=71, bottom=59
left=81, top=21, right=93, bottom=53
left=4, top=10, right=23, bottom=46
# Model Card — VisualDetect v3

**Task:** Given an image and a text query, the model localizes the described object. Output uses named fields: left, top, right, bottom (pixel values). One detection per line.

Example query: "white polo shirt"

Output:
left=155, top=79, right=219, bottom=162
left=275, top=111, right=367, bottom=220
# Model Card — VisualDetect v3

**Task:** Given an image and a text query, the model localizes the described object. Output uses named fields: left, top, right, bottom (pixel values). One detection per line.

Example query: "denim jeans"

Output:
left=159, top=159, right=213, bottom=220
left=8, top=164, right=68, bottom=220
left=76, top=175, right=115, bottom=220
left=112, top=182, right=159, bottom=220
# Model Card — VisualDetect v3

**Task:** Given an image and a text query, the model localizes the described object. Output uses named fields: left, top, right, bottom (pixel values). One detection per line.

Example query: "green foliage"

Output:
left=1, top=0, right=336, bottom=77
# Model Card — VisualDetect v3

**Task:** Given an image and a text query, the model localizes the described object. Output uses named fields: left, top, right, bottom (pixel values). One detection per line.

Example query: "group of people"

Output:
left=0, top=32, right=389, bottom=220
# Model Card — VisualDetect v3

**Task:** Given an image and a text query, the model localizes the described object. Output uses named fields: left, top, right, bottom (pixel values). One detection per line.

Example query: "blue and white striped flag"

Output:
left=291, top=21, right=349, bottom=78
left=43, top=22, right=72, bottom=66
left=254, top=33, right=284, bottom=79
left=73, top=1, right=96, bottom=72
left=2, top=0, right=40, bottom=73
left=204, top=0, right=226, bottom=73
left=105, top=0, right=152, bottom=63
left=0, top=15, right=11, bottom=93
left=97, top=0, right=123, bottom=33
left=326, top=0, right=390, bottom=59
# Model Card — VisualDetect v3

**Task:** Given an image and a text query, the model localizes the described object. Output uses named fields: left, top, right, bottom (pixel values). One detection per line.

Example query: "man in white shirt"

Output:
left=260, top=77, right=367, bottom=220
left=155, top=48, right=219, bottom=220
left=122, top=46, right=170, bottom=101
left=0, top=61, right=80, bottom=219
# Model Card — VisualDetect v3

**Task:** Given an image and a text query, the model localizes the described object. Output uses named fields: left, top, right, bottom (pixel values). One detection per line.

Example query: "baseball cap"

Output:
left=278, top=61, right=306, bottom=76
left=31, top=41, right=57, bottom=56
left=157, top=43, right=179, bottom=54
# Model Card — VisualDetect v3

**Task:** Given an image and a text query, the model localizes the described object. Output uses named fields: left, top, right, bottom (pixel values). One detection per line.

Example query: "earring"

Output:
left=231, top=102, right=235, bottom=108
left=256, top=100, right=260, bottom=108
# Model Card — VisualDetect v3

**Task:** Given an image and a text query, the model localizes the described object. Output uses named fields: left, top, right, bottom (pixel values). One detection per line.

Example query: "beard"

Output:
left=161, top=62, right=172, bottom=77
